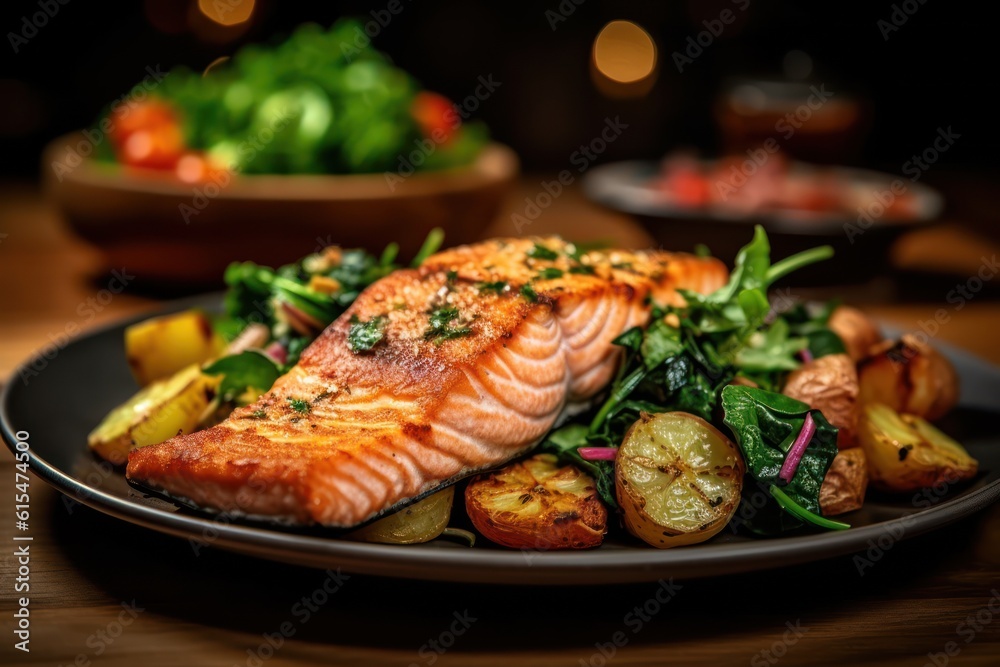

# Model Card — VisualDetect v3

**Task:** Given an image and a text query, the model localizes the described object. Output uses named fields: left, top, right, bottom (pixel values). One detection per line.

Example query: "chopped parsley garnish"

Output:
left=446, top=270, right=458, bottom=285
left=569, top=264, right=596, bottom=275
left=520, top=283, right=539, bottom=302
left=251, top=409, right=267, bottom=419
left=476, top=280, right=509, bottom=295
left=287, top=398, right=311, bottom=413
left=347, top=314, right=387, bottom=353
left=425, top=306, right=473, bottom=344
left=527, top=243, right=559, bottom=261
left=537, top=267, right=564, bottom=280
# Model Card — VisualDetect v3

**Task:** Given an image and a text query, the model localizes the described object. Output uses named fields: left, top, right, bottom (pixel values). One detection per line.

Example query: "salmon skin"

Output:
left=126, top=237, right=727, bottom=527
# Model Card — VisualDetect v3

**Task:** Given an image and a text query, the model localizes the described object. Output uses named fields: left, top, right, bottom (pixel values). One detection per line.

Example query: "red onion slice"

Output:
left=578, top=447, right=618, bottom=461
left=779, top=412, right=816, bottom=484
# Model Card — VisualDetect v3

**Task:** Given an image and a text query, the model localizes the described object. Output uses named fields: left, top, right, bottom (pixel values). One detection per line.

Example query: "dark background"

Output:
left=0, top=0, right=990, bottom=177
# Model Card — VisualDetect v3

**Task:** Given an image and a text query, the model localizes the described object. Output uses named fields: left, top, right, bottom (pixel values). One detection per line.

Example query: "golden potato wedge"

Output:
left=820, top=447, right=868, bottom=516
left=857, top=403, right=977, bottom=493
left=347, top=487, right=454, bottom=544
left=465, top=454, right=606, bottom=550
left=828, top=305, right=883, bottom=362
left=125, top=310, right=225, bottom=386
left=783, top=353, right=859, bottom=448
left=617, top=412, right=744, bottom=548
left=858, top=335, right=958, bottom=420
left=88, top=364, right=220, bottom=464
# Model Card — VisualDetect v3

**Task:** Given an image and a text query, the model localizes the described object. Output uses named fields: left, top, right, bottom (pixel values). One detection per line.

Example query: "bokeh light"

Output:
left=591, top=20, right=658, bottom=98
left=198, top=0, right=255, bottom=26
left=593, top=21, right=657, bottom=84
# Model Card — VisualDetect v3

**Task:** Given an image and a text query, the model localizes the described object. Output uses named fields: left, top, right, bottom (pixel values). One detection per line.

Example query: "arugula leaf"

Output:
left=203, top=351, right=282, bottom=400
left=348, top=315, right=386, bottom=353
left=720, top=385, right=839, bottom=519
left=736, top=319, right=807, bottom=374
left=708, top=225, right=771, bottom=305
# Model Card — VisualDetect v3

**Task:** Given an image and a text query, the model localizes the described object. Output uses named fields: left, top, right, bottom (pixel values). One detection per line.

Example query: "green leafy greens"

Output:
left=209, top=230, right=443, bottom=401
left=721, top=386, right=839, bottom=518
left=203, top=351, right=282, bottom=401
left=541, top=225, right=847, bottom=532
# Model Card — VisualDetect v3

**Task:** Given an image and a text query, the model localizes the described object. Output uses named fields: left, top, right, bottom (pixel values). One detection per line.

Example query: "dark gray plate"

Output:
left=3, top=296, right=999, bottom=585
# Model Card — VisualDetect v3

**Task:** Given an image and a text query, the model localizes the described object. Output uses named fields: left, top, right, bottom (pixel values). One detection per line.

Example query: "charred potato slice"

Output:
left=616, top=412, right=744, bottom=548
left=828, top=305, right=883, bottom=362
left=465, top=454, right=606, bottom=550
left=858, top=403, right=977, bottom=493
left=783, top=353, right=859, bottom=448
left=347, top=487, right=454, bottom=544
left=820, top=447, right=868, bottom=516
left=125, top=309, right=225, bottom=386
left=858, top=335, right=959, bottom=420
left=88, top=364, right=220, bottom=464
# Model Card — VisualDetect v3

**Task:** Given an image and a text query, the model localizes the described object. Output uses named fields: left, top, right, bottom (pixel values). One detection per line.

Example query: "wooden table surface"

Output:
left=2, top=180, right=1000, bottom=667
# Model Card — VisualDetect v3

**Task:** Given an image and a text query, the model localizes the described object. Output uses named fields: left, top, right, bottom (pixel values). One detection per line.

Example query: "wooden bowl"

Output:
left=44, top=133, right=518, bottom=287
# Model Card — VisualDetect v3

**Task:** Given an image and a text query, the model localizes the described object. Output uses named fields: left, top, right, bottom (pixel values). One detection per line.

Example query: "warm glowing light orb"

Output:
left=198, top=0, right=255, bottom=27
left=592, top=20, right=657, bottom=84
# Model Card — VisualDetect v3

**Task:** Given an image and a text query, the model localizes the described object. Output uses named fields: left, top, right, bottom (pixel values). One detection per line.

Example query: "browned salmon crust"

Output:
left=126, top=237, right=727, bottom=526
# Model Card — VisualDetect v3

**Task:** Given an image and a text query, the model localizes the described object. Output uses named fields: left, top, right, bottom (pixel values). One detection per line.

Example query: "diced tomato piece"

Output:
left=119, top=124, right=184, bottom=170
left=108, top=99, right=180, bottom=150
left=411, top=92, right=458, bottom=144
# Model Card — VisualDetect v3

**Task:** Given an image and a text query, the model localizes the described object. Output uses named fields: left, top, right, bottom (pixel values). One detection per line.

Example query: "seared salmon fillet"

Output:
left=127, top=237, right=727, bottom=526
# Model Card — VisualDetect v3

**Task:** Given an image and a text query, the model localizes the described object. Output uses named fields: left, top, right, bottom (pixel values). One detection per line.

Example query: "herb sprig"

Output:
left=424, top=306, right=473, bottom=344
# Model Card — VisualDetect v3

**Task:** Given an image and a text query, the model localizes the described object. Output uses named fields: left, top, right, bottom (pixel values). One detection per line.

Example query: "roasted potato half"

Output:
left=347, top=487, right=454, bottom=544
left=616, top=412, right=744, bottom=548
left=828, top=305, right=882, bottom=362
left=125, top=309, right=225, bottom=386
left=820, top=447, right=868, bottom=516
left=858, top=335, right=959, bottom=420
left=783, top=353, right=859, bottom=448
left=88, top=364, right=220, bottom=464
left=465, top=454, right=607, bottom=550
left=857, top=403, right=978, bottom=493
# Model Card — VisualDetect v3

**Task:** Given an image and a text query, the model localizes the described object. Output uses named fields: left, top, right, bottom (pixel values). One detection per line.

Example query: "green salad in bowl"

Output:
left=95, top=19, right=489, bottom=181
